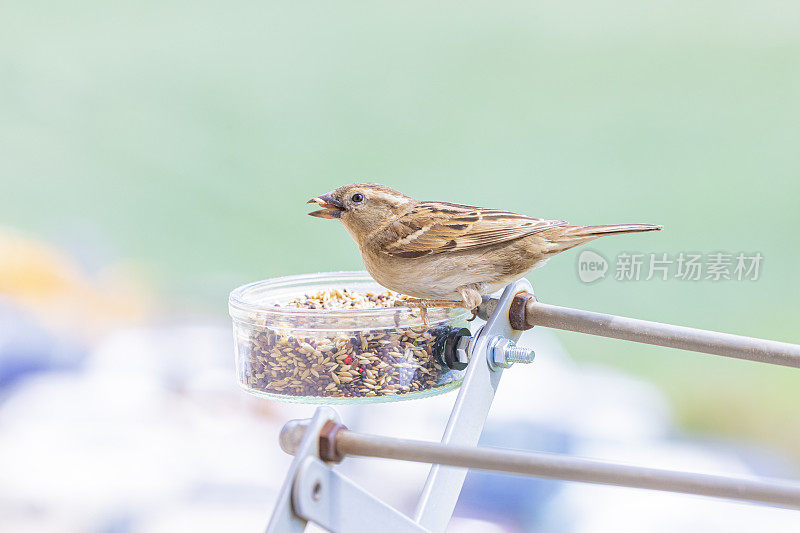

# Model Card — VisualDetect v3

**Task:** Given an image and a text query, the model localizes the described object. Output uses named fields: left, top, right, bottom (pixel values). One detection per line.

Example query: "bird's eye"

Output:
left=351, top=193, right=364, bottom=203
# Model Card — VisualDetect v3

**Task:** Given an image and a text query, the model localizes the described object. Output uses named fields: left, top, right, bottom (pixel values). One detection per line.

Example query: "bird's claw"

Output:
left=394, top=297, right=476, bottom=326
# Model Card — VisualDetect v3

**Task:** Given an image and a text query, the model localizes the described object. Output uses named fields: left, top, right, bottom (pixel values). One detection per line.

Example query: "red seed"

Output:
left=344, top=356, right=353, bottom=364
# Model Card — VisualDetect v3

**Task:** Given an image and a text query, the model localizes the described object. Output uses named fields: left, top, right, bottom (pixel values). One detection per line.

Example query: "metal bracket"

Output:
left=413, top=278, right=532, bottom=532
left=292, top=456, right=430, bottom=533
left=266, top=407, right=340, bottom=533
left=269, top=408, right=428, bottom=533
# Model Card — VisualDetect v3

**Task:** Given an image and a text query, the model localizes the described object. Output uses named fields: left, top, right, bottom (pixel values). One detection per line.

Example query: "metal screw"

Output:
left=504, top=344, right=535, bottom=364
left=487, top=336, right=535, bottom=370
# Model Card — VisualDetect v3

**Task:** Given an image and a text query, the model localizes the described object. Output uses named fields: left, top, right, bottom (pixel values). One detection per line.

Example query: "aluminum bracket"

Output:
left=292, top=456, right=430, bottom=533
left=413, top=278, right=531, bottom=531
left=265, top=407, right=340, bottom=533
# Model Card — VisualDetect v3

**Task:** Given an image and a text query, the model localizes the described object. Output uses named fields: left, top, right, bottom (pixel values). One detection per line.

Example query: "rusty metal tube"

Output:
left=517, top=298, right=800, bottom=368
left=333, top=429, right=800, bottom=509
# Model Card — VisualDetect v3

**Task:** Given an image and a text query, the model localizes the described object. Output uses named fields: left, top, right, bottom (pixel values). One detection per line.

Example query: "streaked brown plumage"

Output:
left=308, top=183, right=661, bottom=310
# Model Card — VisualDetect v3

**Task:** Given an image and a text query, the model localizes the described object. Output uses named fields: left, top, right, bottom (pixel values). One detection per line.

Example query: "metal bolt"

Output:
left=504, top=344, right=535, bottom=364
left=487, top=336, right=535, bottom=370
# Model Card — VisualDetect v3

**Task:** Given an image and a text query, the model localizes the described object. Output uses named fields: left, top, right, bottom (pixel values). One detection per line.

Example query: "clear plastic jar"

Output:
left=229, top=272, right=470, bottom=404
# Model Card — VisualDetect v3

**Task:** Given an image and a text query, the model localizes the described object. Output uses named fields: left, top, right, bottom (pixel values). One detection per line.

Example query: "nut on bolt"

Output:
left=438, top=327, right=472, bottom=370
left=487, top=336, right=535, bottom=371
left=319, top=420, right=347, bottom=463
left=509, top=291, right=537, bottom=331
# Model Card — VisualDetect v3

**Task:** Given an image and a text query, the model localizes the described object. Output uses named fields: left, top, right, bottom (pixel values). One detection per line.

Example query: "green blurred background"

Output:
left=2, top=2, right=799, bottom=455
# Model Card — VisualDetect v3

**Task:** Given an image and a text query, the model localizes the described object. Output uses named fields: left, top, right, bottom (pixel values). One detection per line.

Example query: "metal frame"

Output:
left=265, top=281, right=800, bottom=532
left=270, top=408, right=431, bottom=533
left=266, top=408, right=338, bottom=533
left=292, top=456, right=430, bottom=532
left=412, top=279, right=530, bottom=531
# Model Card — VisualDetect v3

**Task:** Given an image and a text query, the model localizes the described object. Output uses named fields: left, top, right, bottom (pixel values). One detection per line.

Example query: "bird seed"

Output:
left=234, top=288, right=465, bottom=401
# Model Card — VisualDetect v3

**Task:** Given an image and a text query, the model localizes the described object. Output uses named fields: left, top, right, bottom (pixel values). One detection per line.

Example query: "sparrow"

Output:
left=308, top=183, right=661, bottom=314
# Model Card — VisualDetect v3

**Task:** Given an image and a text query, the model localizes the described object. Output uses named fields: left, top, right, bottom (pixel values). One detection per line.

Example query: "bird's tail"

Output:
left=540, top=223, right=662, bottom=254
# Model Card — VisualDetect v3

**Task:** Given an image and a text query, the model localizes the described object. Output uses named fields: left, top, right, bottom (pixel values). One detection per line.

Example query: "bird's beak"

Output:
left=307, top=193, right=344, bottom=219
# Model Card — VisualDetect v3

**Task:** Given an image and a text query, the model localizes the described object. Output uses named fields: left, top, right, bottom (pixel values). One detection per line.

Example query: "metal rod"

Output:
left=335, top=429, right=800, bottom=509
left=522, top=300, right=800, bottom=368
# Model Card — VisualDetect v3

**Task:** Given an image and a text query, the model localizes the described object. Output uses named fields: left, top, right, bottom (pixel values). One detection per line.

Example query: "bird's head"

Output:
left=307, top=183, right=413, bottom=244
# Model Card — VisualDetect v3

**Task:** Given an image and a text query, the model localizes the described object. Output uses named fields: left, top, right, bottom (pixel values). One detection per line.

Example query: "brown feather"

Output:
left=539, top=223, right=662, bottom=254
left=379, top=202, right=567, bottom=257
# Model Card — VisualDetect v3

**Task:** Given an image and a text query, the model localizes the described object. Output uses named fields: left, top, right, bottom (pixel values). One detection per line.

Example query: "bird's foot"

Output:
left=457, top=285, right=483, bottom=322
left=394, top=298, right=476, bottom=326
left=394, top=298, right=472, bottom=310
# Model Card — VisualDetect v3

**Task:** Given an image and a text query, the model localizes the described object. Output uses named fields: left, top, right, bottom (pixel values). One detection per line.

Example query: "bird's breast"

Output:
left=359, top=249, right=517, bottom=300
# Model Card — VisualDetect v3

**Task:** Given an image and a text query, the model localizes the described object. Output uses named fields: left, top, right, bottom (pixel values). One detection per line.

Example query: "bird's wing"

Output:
left=378, top=202, right=568, bottom=258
